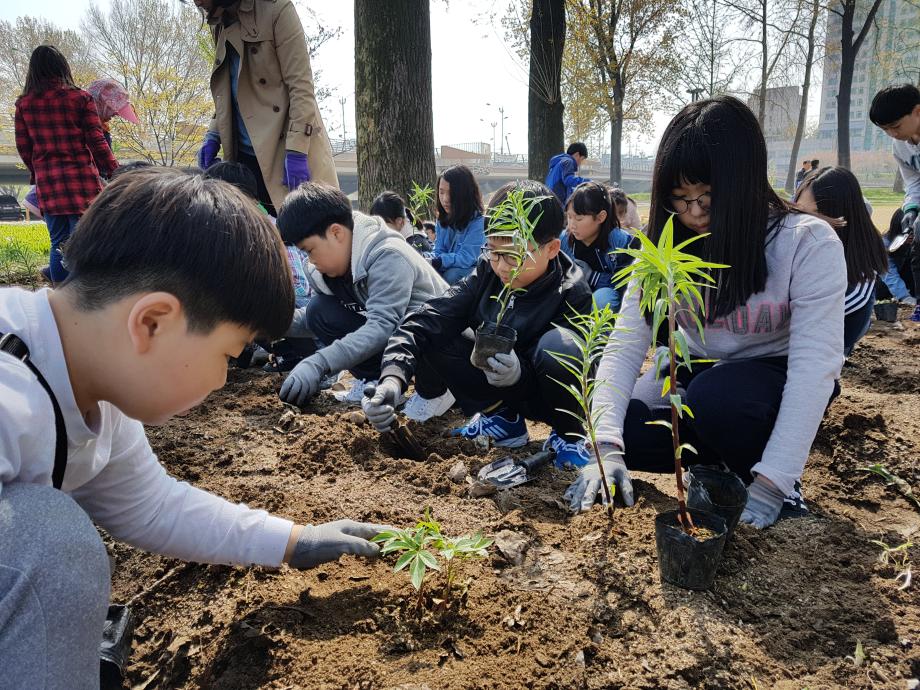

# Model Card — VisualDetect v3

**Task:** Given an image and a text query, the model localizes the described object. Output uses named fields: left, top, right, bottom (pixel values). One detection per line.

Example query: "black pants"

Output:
left=912, top=237, right=920, bottom=300
left=305, top=294, right=381, bottom=380
left=843, top=297, right=874, bottom=357
left=416, top=327, right=585, bottom=441
left=624, top=357, right=789, bottom=483
left=237, top=150, right=276, bottom=217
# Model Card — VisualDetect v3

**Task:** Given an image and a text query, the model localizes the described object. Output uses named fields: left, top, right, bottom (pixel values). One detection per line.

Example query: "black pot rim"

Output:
left=654, top=508, right=728, bottom=543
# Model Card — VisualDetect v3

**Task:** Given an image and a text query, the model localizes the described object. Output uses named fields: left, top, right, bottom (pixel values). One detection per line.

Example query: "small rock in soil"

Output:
left=339, top=410, right=367, bottom=425
left=447, top=460, right=468, bottom=483
left=494, top=529, right=529, bottom=565
left=468, top=480, right=497, bottom=498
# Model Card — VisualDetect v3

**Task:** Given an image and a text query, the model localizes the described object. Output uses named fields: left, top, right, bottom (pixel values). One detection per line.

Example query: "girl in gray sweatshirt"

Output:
left=565, top=96, right=847, bottom=530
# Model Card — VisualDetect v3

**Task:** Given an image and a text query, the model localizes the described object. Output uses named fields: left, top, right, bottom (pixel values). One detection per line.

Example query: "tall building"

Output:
left=818, top=0, right=920, bottom=152
left=748, top=86, right=802, bottom=141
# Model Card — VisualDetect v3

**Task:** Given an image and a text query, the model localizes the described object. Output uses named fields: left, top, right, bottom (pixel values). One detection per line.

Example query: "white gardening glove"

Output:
left=484, top=351, right=521, bottom=388
left=361, top=377, right=402, bottom=432
left=739, top=474, right=786, bottom=529
left=279, top=356, right=326, bottom=407
left=563, top=442, right=635, bottom=512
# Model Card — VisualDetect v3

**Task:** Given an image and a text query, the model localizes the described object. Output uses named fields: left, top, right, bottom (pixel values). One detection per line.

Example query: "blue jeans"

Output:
left=440, top=265, right=475, bottom=285
left=592, top=287, right=621, bottom=312
left=44, top=214, right=80, bottom=283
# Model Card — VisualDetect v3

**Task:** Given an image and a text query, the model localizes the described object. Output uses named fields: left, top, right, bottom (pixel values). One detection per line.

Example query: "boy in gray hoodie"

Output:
left=277, top=183, right=451, bottom=408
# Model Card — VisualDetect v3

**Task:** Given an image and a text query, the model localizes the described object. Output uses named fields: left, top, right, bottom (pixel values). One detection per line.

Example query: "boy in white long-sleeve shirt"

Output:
left=0, top=168, right=384, bottom=688
left=871, top=83, right=920, bottom=322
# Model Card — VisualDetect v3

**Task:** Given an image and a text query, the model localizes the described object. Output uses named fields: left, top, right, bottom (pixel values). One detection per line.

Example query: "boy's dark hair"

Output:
left=108, top=160, right=153, bottom=180
left=487, top=179, right=564, bottom=245
left=794, top=166, right=887, bottom=283
left=436, top=165, right=484, bottom=230
left=422, top=220, right=436, bottom=232
left=810, top=159, right=819, bottom=169
left=566, top=181, right=617, bottom=249
left=63, top=167, right=294, bottom=339
left=370, top=190, right=407, bottom=223
left=204, top=161, right=258, bottom=201
left=277, top=182, right=354, bottom=245
left=566, top=142, right=588, bottom=158
left=609, top=187, right=629, bottom=213
left=870, top=84, right=920, bottom=127
left=888, top=207, right=904, bottom=241
left=649, top=95, right=791, bottom=322
left=22, top=45, right=75, bottom=96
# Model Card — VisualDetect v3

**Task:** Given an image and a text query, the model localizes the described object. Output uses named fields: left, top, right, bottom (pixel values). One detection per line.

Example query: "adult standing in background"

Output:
left=192, top=0, right=337, bottom=215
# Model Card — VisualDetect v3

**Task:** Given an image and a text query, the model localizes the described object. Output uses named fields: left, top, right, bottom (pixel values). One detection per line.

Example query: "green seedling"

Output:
left=483, top=188, right=547, bottom=327
left=858, top=463, right=920, bottom=510
left=407, top=181, right=435, bottom=225
left=870, top=539, right=913, bottom=591
left=372, top=508, right=492, bottom=609
left=614, top=215, right=727, bottom=534
left=547, top=302, right=625, bottom=518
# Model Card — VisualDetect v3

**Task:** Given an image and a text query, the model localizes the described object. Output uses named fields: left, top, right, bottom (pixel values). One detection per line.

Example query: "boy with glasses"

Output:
left=363, top=181, right=596, bottom=467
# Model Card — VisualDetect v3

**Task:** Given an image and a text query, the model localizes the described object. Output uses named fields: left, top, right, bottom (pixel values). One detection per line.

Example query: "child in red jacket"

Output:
left=15, top=46, right=118, bottom=283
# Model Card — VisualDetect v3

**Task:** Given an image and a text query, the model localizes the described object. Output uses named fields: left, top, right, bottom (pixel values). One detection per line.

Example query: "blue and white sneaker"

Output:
left=450, top=408, right=528, bottom=448
left=543, top=430, right=591, bottom=469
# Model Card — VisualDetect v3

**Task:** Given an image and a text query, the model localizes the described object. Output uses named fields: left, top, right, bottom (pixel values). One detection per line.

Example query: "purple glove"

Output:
left=283, top=151, right=311, bottom=190
left=197, top=135, right=221, bottom=170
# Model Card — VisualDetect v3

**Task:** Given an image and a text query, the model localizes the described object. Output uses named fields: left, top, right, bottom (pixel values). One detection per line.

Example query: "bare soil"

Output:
left=111, top=313, right=920, bottom=690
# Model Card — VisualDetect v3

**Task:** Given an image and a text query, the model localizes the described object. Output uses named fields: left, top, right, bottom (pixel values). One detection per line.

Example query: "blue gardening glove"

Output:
left=361, top=377, right=402, bottom=432
left=484, top=351, right=521, bottom=388
left=197, top=134, right=221, bottom=169
left=288, top=520, right=390, bottom=569
left=739, top=475, right=786, bottom=529
left=283, top=151, right=311, bottom=190
left=564, top=443, right=635, bottom=512
left=279, top=356, right=326, bottom=407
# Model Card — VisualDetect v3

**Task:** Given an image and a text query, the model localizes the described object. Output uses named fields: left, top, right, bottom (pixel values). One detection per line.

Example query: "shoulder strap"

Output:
left=0, top=333, right=68, bottom=490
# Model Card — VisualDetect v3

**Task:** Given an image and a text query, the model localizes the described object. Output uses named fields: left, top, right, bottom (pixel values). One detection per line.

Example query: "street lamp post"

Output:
left=339, top=96, right=347, bottom=146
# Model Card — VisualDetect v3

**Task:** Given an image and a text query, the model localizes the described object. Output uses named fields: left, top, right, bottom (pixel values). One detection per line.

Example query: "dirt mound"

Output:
left=111, top=319, right=920, bottom=689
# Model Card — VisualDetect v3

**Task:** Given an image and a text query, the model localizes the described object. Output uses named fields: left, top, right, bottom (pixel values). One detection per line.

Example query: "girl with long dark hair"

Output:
left=560, top=181, right=635, bottom=311
left=794, top=166, right=888, bottom=355
left=14, top=46, right=118, bottom=283
left=566, top=96, right=847, bottom=530
left=430, top=165, right=485, bottom=284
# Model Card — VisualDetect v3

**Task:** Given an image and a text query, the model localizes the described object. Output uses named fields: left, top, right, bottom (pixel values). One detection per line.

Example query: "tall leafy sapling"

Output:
left=614, top=215, right=727, bottom=533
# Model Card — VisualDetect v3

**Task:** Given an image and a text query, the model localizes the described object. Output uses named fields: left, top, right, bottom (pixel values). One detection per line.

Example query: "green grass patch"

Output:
left=0, top=222, right=50, bottom=287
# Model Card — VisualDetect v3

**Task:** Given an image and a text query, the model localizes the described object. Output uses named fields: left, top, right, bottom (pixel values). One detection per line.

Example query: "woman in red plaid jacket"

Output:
left=15, top=46, right=118, bottom=283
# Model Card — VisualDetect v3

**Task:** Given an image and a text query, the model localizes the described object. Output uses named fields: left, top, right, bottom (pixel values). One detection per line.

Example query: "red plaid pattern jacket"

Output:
left=15, top=85, right=119, bottom=216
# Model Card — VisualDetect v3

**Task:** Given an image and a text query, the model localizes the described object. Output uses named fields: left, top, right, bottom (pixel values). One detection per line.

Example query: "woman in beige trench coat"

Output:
left=193, top=0, right=338, bottom=214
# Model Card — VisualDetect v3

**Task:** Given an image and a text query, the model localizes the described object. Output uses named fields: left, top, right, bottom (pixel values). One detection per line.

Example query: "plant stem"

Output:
left=668, top=281, right=694, bottom=534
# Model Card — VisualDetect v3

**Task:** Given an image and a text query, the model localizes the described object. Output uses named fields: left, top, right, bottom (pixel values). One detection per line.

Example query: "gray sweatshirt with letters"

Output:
left=593, top=212, right=846, bottom=496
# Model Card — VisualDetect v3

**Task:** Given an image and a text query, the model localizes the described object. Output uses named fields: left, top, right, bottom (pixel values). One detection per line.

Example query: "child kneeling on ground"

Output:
left=0, top=169, right=385, bottom=686
left=363, top=180, right=596, bottom=467
left=277, top=183, right=452, bottom=416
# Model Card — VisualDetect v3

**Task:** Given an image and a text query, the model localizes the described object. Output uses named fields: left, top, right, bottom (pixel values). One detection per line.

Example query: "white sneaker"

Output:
left=403, top=389, right=456, bottom=422
left=332, top=378, right=372, bottom=404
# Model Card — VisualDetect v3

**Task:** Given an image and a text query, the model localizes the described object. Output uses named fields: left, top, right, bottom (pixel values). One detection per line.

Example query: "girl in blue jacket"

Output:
left=431, top=164, right=486, bottom=284
left=560, top=181, right=635, bottom=311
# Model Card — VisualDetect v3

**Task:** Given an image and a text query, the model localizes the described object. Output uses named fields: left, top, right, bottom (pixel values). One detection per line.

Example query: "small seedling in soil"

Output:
left=372, top=509, right=492, bottom=613
left=858, top=463, right=920, bottom=510
left=547, top=302, right=625, bottom=518
left=614, top=215, right=727, bottom=534
left=408, top=181, right=435, bottom=224
left=870, top=539, right=913, bottom=590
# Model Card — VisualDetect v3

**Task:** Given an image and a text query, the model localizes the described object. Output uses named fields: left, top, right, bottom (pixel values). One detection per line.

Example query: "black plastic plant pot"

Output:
left=874, top=302, right=898, bottom=323
left=654, top=509, right=728, bottom=591
left=470, top=322, right=517, bottom=370
left=686, top=466, right=748, bottom=541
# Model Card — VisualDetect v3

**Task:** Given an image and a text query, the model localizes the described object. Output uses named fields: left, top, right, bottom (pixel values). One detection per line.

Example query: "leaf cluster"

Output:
left=371, top=509, right=493, bottom=593
left=407, top=181, right=435, bottom=224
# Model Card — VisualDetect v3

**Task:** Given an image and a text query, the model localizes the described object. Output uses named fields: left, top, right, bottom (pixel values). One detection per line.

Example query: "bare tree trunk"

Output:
left=528, top=0, right=566, bottom=182
left=758, top=0, right=768, bottom=126
left=836, top=0, right=883, bottom=169
left=355, top=0, right=436, bottom=211
left=785, top=0, right=820, bottom=193
left=609, top=91, right=623, bottom=185
left=894, top=167, right=905, bottom=194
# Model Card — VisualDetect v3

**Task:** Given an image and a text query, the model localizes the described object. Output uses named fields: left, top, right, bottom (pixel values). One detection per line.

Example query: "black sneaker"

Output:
left=778, top=480, right=809, bottom=519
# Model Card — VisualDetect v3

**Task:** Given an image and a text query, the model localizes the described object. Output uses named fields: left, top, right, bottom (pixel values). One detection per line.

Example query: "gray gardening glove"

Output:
left=288, top=520, right=389, bottom=569
left=279, top=356, right=326, bottom=406
left=739, top=475, right=785, bottom=529
left=361, top=376, right=402, bottom=432
left=564, top=443, right=635, bottom=512
left=484, top=351, right=521, bottom=388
